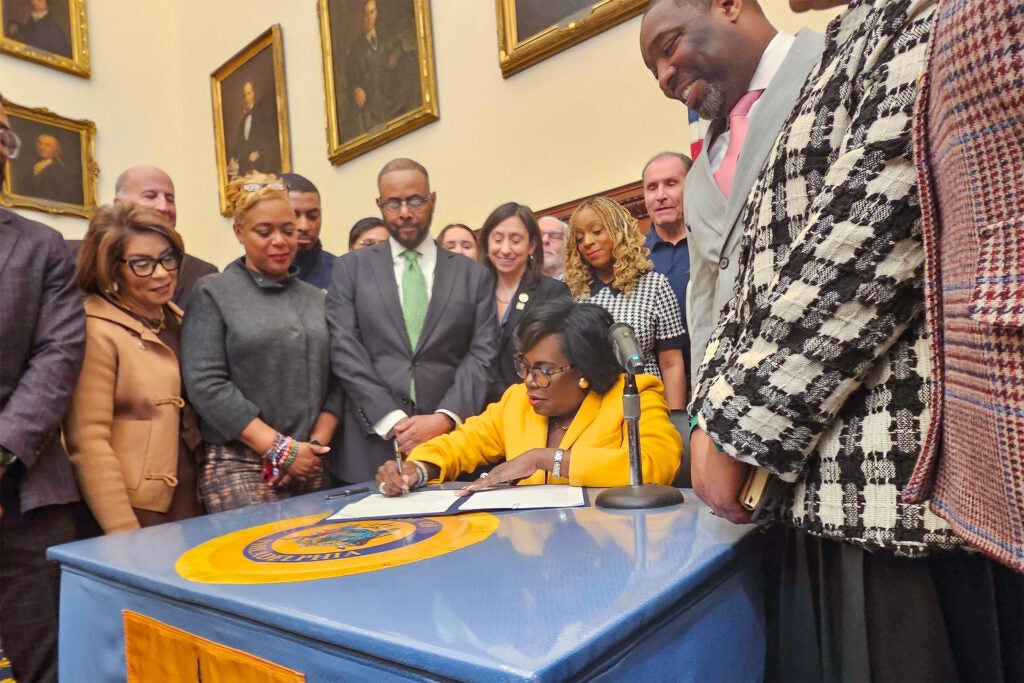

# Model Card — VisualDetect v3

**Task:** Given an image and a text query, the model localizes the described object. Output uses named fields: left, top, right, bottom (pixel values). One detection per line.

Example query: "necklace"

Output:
left=550, top=418, right=572, bottom=432
left=126, top=305, right=166, bottom=334
left=496, top=295, right=511, bottom=304
left=145, top=312, right=167, bottom=334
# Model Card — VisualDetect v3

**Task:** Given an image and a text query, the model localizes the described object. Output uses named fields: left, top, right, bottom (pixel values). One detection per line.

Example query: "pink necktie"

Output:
left=714, top=89, right=764, bottom=197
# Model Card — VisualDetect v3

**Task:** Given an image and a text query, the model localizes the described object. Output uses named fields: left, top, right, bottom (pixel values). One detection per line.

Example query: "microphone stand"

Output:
left=595, top=370, right=684, bottom=510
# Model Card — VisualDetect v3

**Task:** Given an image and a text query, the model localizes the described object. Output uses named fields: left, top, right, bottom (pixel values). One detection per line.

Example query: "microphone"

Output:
left=609, top=323, right=645, bottom=375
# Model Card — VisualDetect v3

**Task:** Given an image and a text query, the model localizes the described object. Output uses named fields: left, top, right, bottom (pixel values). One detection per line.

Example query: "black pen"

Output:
left=325, top=486, right=370, bottom=500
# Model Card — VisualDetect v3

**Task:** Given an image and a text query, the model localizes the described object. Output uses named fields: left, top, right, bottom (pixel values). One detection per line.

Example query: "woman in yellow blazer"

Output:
left=65, top=204, right=203, bottom=534
left=375, top=301, right=681, bottom=494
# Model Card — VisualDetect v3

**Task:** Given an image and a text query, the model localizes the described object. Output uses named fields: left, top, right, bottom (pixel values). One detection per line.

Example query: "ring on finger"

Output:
left=378, top=481, right=387, bottom=494
left=479, top=472, right=490, bottom=479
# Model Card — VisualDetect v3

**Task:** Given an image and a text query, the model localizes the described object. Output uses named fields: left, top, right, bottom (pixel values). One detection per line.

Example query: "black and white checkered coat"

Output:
left=582, top=271, right=685, bottom=378
left=691, top=0, right=961, bottom=555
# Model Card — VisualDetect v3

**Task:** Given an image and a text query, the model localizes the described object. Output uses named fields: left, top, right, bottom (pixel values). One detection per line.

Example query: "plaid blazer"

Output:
left=691, top=0, right=962, bottom=556
left=904, top=0, right=1024, bottom=572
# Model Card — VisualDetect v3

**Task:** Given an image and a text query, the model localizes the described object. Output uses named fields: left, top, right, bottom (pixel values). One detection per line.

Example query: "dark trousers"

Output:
left=0, top=466, right=97, bottom=683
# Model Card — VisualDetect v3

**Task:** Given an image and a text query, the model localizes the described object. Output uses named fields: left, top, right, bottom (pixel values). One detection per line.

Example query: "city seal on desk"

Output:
left=175, top=512, right=500, bottom=584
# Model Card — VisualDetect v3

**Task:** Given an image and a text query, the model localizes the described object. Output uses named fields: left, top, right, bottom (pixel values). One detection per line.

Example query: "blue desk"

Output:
left=49, top=488, right=766, bottom=682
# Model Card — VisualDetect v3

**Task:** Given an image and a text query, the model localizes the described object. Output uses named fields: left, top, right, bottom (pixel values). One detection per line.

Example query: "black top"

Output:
left=488, top=276, right=571, bottom=404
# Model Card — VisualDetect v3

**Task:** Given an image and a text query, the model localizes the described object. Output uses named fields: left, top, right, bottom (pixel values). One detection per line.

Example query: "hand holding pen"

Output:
left=392, top=439, right=409, bottom=495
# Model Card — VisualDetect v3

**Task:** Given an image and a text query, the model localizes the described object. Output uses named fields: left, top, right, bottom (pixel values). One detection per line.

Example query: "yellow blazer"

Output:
left=410, top=374, right=681, bottom=486
left=65, top=295, right=188, bottom=534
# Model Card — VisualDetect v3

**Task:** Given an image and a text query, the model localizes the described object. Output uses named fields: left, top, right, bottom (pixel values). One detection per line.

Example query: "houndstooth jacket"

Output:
left=690, top=0, right=962, bottom=556
left=904, top=0, right=1024, bottom=572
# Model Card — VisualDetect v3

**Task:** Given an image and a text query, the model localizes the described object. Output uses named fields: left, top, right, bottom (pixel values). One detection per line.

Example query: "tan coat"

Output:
left=65, top=295, right=187, bottom=534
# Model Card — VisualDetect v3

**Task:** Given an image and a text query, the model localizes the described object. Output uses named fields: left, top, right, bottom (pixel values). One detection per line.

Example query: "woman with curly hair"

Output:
left=564, top=196, right=687, bottom=409
left=182, top=172, right=342, bottom=512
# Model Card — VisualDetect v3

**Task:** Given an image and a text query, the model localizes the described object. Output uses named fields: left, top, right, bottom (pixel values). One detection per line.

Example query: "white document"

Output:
left=326, top=485, right=586, bottom=520
left=457, top=485, right=584, bottom=511
left=326, top=490, right=457, bottom=520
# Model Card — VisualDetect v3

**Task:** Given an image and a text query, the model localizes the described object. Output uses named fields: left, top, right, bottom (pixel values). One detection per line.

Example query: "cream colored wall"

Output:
left=4, top=1, right=841, bottom=267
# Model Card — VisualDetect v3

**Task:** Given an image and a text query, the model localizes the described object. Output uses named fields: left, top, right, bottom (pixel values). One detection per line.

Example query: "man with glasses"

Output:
left=282, top=172, right=336, bottom=291
left=326, top=157, right=497, bottom=484
left=538, top=215, right=568, bottom=279
left=113, top=165, right=218, bottom=310
left=0, top=95, right=93, bottom=683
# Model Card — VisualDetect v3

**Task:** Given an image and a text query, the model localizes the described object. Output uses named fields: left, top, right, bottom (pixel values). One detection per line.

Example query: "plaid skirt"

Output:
left=200, top=442, right=324, bottom=513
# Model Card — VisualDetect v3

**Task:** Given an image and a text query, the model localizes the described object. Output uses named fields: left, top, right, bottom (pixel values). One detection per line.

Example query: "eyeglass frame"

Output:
left=118, top=250, right=183, bottom=278
left=241, top=181, right=287, bottom=193
left=0, top=127, right=21, bottom=160
left=376, top=194, right=432, bottom=214
left=512, top=354, right=576, bottom=388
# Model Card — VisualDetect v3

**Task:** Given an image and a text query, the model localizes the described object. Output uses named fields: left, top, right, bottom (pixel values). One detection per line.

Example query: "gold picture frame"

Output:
left=210, top=24, right=291, bottom=216
left=496, top=0, right=645, bottom=78
left=0, top=0, right=90, bottom=78
left=1, top=97, right=98, bottom=218
left=317, top=0, right=439, bottom=165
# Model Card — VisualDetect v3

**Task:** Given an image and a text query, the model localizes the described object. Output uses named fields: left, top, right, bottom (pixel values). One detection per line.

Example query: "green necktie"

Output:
left=402, top=249, right=428, bottom=350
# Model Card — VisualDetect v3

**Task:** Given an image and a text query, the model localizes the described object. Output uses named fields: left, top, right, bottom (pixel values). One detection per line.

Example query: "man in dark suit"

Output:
left=228, top=81, right=280, bottom=177
left=326, top=158, right=497, bottom=484
left=0, top=96, right=95, bottom=683
left=113, top=165, right=218, bottom=309
left=10, top=0, right=70, bottom=57
left=345, top=0, right=419, bottom=134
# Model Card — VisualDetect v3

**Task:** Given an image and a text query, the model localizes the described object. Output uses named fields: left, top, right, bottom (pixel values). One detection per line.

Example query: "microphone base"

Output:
left=595, top=484, right=684, bottom=510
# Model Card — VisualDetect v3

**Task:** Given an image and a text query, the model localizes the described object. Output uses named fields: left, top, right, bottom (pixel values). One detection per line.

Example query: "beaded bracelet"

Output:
left=412, top=460, right=429, bottom=489
left=279, top=440, right=299, bottom=471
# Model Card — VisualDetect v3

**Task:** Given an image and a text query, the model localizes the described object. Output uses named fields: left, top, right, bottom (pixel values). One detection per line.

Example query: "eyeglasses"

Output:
left=377, top=195, right=430, bottom=213
left=241, top=181, right=287, bottom=192
left=357, top=237, right=383, bottom=247
left=0, top=128, right=21, bottom=160
left=541, top=231, right=566, bottom=242
left=513, top=354, right=575, bottom=388
left=119, top=250, right=182, bottom=277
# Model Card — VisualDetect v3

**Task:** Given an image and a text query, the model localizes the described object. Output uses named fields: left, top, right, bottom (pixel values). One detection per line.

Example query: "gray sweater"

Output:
left=182, top=258, right=343, bottom=445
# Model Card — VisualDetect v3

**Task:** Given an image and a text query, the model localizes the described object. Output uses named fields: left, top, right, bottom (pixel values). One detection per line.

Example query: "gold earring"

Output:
left=578, top=377, right=589, bottom=390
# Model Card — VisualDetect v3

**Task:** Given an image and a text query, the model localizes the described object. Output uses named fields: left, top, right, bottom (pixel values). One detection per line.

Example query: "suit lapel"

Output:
left=0, top=211, right=21, bottom=280
left=722, top=30, right=826, bottom=244
left=501, top=278, right=534, bottom=347
left=370, top=244, right=411, bottom=350
left=418, top=247, right=456, bottom=349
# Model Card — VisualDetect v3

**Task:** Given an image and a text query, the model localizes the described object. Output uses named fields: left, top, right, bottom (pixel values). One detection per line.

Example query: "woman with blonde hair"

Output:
left=66, top=203, right=203, bottom=534
left=182, top=173, right=341, bottom=512
left=565, top=196, right=687, bottom=409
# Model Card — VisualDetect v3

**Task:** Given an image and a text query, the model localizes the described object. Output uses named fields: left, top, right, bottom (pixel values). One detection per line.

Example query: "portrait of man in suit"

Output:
left=325, top=158, right=497, bottom=484
left=226, top=78, right=281, bottom=178
left=329, top=0, right=422, bottom=142
left=8, top=119, right=83, bottom=206
left=2, top=0, right=71, bottom=58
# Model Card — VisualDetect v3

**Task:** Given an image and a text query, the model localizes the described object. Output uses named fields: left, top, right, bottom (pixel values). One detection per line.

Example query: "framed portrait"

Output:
left=496, top=0, right=644, bottom=78
left=0, top=0, right=89, bottom=77
left=0, top=97, right=97, bottom=218
left=210, top=24, right=291, bottom=215
left=317, top=0, right=439, bottom=165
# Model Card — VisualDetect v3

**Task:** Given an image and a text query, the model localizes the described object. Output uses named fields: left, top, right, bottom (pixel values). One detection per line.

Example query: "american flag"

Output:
left=688, top=107, right=708, bottom=161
